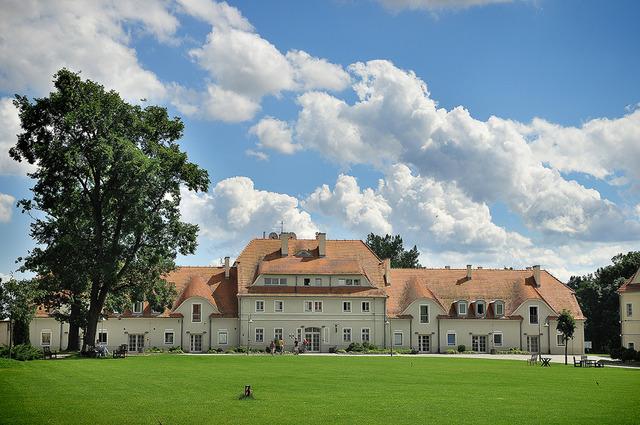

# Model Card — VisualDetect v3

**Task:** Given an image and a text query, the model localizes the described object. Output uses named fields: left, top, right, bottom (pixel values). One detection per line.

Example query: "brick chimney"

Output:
left=467, top=264, right=472, bottom=280
left=533, top=265, right=541, bottom=288
left=224, top=256, right=230, bottom=279
left=385, top=259, right=391, bottom=286
left=281, top=232, right=290, bottom=257
left=316, top=232, right=326, bottom=257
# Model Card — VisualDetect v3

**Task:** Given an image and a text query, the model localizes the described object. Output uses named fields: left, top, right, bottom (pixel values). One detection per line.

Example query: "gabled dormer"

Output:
left=456, top=300, right=468, bottom=317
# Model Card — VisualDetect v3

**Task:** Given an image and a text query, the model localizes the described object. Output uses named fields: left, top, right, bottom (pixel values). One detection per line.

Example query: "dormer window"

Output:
left=494, top=301, right=505, bottom=317
left=475, top=301, right=486, bottom=317
left=457, top=301, right=468, bottom=316
left=132, top=301, right=143, bottom=315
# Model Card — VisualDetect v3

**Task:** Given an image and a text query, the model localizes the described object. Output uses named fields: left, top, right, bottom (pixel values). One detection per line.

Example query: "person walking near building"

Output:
left=270, top=340, right=276, bottom=356
left=294, top=337, right=299, bottom=355
left=302, top=338, right=308, bottom=354
left=279, top=338, right=284, bottom=355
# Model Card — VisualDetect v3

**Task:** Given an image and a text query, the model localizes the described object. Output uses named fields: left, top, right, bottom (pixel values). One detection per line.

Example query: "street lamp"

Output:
left=385, top=319, right=392, bottom=357
left=247, top=317, right=253, bottom=356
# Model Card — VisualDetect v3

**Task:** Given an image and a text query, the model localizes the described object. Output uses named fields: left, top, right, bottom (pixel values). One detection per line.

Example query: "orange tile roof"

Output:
left=388, top=268, right=584, bottom=319
left=617, top=267, right=640, bottom=292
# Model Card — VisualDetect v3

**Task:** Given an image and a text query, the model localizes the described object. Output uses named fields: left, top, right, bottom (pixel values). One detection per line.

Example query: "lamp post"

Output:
left=247, top=317, right=253, bottom=356
left=385, top=319, right=392, bottom=357
left=537, top=317, right=549, bottom=358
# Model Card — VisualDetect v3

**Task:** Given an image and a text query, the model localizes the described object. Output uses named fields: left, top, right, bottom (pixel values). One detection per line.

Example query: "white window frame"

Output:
left=556, top=333, right=565, bottom=347
left=218, top=330, right=228, bottom=345
left=343, top=301, right=352, bottom=313
left=419, top=304, right=429, bottom=323
left=476, top=301, right=486, bottom=316
left=446, top=331, right=456, bottom=346
left=494, top=301, right=505, bottom=317
left=41, top=330, right=52, bottom=346
left=314, top=301, right=323, bottom=312
left=629, top=342, right=636, bottom=350
left=304, top=301, right=313, bottom=312
left=361, top=328, right=370, bottom=342
left=274, top=300, right=284, bottom=312
left=529, top=305, right=539, bottom=324
left=132, top=301, right=143, bottom=315
left=164, top=330, right=174, bottom=345
left=255, top=300, right=265, bottom=312
left=627, top=303, right=633, bottom=317
left=274, top=328, right=283, bottom=341
left=361, top=301, right=370, bottom=313
left=97, top=331, right=108, bottom=345
left=192, top=303, right=202, bottom=323
left=255, top=328, right=264, bottom=343
left=303, top=278, right=311, bottom=286
left=393, top=331, right=403, bottom=346
left=315, top=278, right=322, bottom=286
left=343, top=328, right=352, bottom=343
left=338, top=279, right=346, bottom=286
left=323, top=327, right=330, bottom=343
left=493, top=332, right=503, bottom=347
left=353, top=279, right=361, bottom=286
left=458, top=301, right=467, bottom=316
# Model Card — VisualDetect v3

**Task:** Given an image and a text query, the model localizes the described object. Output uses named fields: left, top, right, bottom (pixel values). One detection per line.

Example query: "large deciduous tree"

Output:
left=365, top=233, right=422, bottom=268
left=0, top=277, right=40, bottom=348
left=10, top=69, right=210, bottom=349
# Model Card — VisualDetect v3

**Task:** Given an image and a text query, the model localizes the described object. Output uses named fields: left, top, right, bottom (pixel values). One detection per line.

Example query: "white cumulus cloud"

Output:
left=249, top=117, right=300, bottom=155
left=0, top=193, right=15, bottom=223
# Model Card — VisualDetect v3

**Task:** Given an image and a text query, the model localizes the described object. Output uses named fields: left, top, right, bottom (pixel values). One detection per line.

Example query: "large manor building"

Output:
left=29, top=233, right=586, bottom=355
left=618, top=267, right=640, bottom=351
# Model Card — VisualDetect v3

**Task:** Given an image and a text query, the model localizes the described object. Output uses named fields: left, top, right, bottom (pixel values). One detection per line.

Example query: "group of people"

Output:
left=269, top=337, right=308, bottom=355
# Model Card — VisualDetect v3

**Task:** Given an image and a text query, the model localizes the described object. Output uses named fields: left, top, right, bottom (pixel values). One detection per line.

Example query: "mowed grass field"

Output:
left=1, top=354, right=638, bottom=425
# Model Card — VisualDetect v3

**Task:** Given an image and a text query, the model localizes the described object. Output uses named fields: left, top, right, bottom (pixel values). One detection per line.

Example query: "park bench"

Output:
left=42, top=346, right=57, bottom=359
left=113, top=344, right=127, bottom=358
left=526, top=354, right=537, bottom=365
left=573, top=356, right=582, bottom=367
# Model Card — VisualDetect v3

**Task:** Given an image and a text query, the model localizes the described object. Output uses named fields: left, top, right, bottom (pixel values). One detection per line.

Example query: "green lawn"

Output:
left=1, top=354, right=638, bottom=424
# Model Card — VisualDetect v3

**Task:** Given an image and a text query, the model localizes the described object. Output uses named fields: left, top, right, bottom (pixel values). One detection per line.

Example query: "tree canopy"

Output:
left=365, top=233, right=422, bottom=268
left=0, top=277, right=40, bottom=346
left=556, top=309, right=576, bottom=365
left=10, top=69, right=210, bottom=348
left=567, top=251, right=640, bottom=353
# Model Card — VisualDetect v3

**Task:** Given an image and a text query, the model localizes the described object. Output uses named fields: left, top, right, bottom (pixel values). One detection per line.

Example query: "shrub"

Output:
left=234, top=346, right=247, bottom=353
left=463, top=350, right=477, bottom=354
left=167, top=346, right=183, bottom=353
left=457, top=345, right=466, bottom=353
left=346, top=342, right=364, bottom=352
left=0, top=344, right=43, bottom=361
left=621, top=348, right=637, bottom=363
left=362, top=341, right=379, bottom=351
left=146, top=347, right=163, bottom=353
left=444, top=349, right=458, bottom=354
left=610, top=348, right=625, bottom=360
left=336, top=349, right=347, bottom=354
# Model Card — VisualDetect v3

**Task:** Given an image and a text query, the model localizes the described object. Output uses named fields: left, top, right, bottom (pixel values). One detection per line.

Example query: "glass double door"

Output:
left=304, top=328, right=320, bottom=352
left=472, top=335, right=487, bottom=353
left=128, top=334, right=144, bottom=353
left=418, top=335, right=430, bottom=352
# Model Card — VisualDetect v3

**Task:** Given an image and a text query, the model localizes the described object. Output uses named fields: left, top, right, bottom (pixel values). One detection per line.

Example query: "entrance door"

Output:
left=527, top=336, right=539, bottom=353
left=472, top=335, right=487, bottom=353
left=190, top=334, right=202, bottom=352
left=129, top=334, right=144, bottom=353
left=418, top=335, right=430, bottom=352
left=304, top=327, right=321, bottom=352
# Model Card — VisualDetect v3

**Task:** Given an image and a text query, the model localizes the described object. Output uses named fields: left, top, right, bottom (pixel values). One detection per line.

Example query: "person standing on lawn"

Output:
left=279, top=338, right=284, bottom=355
left=270, top=340, right=276, bottom=356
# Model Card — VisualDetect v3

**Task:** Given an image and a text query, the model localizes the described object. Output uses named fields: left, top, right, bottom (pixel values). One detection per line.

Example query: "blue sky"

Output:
left=1, top=0, right=639, bottom=282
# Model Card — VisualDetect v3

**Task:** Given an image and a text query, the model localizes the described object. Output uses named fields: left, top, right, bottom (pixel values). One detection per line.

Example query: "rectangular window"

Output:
left=265, top=277, right=273, bottom=285
left=132, top=301, right=143, bottom=314
left=458, top=301, right=467, bottom=316
left=323, top=327, right=330, bottom=344
left=274, top=300, right=284, bottom=312
left=41, top=330, right=52, bottom=346
left=255, top=300, right=264, bottom=312
left=218, top=331, right=228, bottom=345
left=629, top=342, right=636, bottom=350
left=98, top=331, right=108, bottom=345
left=493, top=333, right=503, bottom=347
left=314, top=301, right=323, bottom=312
left=304, top=278, right=311, bottom=286
left=361, top=328, right=370, bottom=342
left=343, top=328, right=352, bottom=343
left=361, top=301, right=370, bottom=312
left=529, top=306, right=539, bottom=324
left=192, top=303, right=202, bottom=322
left=353, top=279, right=361, bottom=286
left=419, top=305, right=429, bottom=323
left=164, top=330, right=174, bottom=345
left=304, top=301, right=313, bottom=312
left=338, top=279, right=346, bottom=286
left=315, top=278, right=322, bottom=286
left=279, top=278, right=287, bottom=285
left=476, top=302, right=485, bottom=316
left=556, top=334, right=565, bottom=346
left=343, top=301, right=351, bottom=312
left=447, top=331, right=456, bottom=346
left=274, top=328, right=283, bottom=341
left=527, top=336, right=539, bottom=353
left=627, top=303, right=633, bottom=317
left=495, top=302, right=505, bottom=316
left=265, top=277, right=286, bottom=285
left=393, top=332, right=403, bottom=346
left=255, top=328, right=264, bottom=343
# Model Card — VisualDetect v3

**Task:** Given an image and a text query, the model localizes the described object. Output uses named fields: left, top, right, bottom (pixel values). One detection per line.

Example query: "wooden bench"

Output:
left=113, top=344, right=127, bottom=358
left=526, top=354, right=537, bottom=365
left=573, top=356, right=582, bottom=367
left=42, top=346, right=57, bottom=359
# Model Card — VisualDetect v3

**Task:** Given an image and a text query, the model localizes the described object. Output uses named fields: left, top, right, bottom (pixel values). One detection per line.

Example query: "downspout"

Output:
left=519, top=318, right=523, bottom=351
left=209, top=316, right=212, bottom=351
left=409, top=319, right=413, bottom=350
left=59, top=321, right=63, bottom=351
left=437, top=317, right=441, bottom=354
left=180, top=318, right=183, bottom=351
left=238, top=297, right=242, bottom=347
left=383, top=297, right=387, bottom=349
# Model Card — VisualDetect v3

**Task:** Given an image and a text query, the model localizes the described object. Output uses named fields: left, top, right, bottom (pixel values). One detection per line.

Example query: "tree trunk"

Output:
left=84, top=306, right=101, bottom=351
left=65, top=301, right=82, bottom=351
left=564, top=342, right=568, bottom=365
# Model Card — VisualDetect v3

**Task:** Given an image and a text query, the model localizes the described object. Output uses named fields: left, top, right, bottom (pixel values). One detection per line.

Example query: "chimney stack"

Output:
left=467, top=264, right=472, bottom=280
left=224, top=256, right=230, bottom=279
left=281, top=232, right=290, bottom=257
left=385, top=259, right=391, bottom=286
left=316, top=232, right=326, bottom=257
left=533, top=265, right=541, bottom=288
